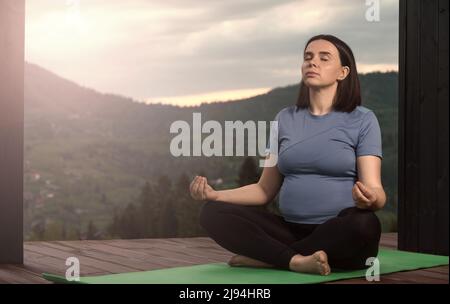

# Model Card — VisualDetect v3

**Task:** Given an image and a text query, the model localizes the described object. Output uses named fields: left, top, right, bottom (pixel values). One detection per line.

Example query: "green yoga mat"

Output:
left=43, top=248, right=448, bottom=284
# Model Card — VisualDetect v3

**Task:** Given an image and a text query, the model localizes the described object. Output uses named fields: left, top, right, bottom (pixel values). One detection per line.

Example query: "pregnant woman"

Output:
left=190, top=34, right=385, bottom=276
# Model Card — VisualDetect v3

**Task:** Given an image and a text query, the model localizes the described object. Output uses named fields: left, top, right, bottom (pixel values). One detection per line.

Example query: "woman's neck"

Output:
left=308, top=83, right=337, bottom=115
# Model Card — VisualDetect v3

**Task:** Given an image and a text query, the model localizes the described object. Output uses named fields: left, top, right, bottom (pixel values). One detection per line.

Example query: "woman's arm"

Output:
left=190, top=154, right=284, bottom=206
left=214, top=183, right=270, bottom=206
left=353, top=155, right=387, bottom=211
left=216, top=155, right=284, bottom=205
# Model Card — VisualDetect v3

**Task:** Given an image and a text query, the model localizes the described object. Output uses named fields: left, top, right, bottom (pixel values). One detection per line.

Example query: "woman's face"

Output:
left=301, top=39, right=349, bottom=88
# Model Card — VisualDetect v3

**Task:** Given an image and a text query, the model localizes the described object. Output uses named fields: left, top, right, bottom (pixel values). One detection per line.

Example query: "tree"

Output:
left=29, top=220, right=46, bottom=241
left=86, top=220, right=99, bottom=240
left=155, top=174, right=174, bottom=237
left=162, top=200, right=178, bottom=237
left=100, top=193, right=108, bottom=205
left=236, top=156, right=260, bottom=186
left=121, top=203, right=141, bottom=239
left=43, top=220, right=64, bottom=241
left=107, top=207, right=120, bottom=238
left=138, top=181, right=156, bottom=237
left=236, top=156, right=281, bottom=215
left=173, top=172, right=205, bottom=237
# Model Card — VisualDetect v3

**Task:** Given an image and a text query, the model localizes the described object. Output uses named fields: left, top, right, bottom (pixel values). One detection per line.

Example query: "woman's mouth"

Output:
left=306, top=72, right=319, bottom=77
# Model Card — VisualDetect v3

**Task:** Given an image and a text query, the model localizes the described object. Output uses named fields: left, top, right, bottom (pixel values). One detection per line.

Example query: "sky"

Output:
left=25, top=0, right=399, bottom=107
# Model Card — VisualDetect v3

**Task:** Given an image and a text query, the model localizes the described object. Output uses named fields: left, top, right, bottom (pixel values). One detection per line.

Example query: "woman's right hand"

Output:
left=189, top=176, right=219, bottom=201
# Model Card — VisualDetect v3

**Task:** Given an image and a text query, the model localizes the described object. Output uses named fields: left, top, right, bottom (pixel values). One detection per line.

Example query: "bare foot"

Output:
left=289, top=251, right=331, bottom=275
left=228, top=254, right=275, bottom=268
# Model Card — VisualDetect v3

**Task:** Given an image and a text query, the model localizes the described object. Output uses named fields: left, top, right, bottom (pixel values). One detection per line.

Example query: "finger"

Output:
left=197, top=177, right=206, bottom=198
left=189, top=176, right=199, bottom=193
left=202, top=178, right=207, bottom=200
left=353, top=188, right=368, bottom=209
left=354, top=185, right=367, bottom=201
left=352, top=184, right=362, bottom=202
left=356, top=182, right=375, bottom=202
left=356, top=181, right=370, bottom=196
left=352, top=184, right=358, bottom=201
left=200, top=178, right=206, bottom=200
left=191, top=176, right=200, bottom=194
left=356, top=181, right=368, bottom=193
left=354, top=185, right=371, bottom=204
left=190, top=179, right=199, bottom=199
left=192, top=176, right=203, bottom=196
left=205, top=177, right=210, bottom=190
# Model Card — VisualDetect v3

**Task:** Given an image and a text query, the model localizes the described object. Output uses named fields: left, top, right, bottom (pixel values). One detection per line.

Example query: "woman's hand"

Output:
left=352, top=181, right=378, bottom=210
left=189, top=176, right=219, bottom=201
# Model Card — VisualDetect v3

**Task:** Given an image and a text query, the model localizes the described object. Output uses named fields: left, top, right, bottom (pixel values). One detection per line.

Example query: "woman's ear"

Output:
left=338, top=66, right=350, bottom=81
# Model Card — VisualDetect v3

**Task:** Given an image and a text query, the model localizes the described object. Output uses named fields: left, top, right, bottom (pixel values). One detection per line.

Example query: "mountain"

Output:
left=23, top=62, right=398, bottom=239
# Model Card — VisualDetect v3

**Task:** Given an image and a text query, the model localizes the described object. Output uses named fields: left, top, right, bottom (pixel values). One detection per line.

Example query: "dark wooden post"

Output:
left=398, top=0, right=449, bottom=255
left=0, top=0, right=25, bottom=264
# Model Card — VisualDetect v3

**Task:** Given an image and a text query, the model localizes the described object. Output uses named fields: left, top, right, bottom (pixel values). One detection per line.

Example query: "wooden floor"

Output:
left=0, top=233, right=447, bottom=284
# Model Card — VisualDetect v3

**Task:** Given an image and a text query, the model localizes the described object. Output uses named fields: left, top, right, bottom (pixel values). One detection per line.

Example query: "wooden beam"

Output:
left=398, top=0, right=449, bottom=255
left=0, top=0, right=25, bottom=264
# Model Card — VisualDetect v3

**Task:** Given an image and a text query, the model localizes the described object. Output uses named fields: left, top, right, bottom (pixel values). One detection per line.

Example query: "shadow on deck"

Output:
left=0, top=233, right=448, bottom=284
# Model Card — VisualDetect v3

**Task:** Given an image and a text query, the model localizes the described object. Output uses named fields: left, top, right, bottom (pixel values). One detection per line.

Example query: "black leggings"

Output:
left=199, top=200, right=381, bottom=271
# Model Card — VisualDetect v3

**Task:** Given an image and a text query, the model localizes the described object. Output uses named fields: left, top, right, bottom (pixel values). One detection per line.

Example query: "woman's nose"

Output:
left=309, top=60, right=318, bottom=67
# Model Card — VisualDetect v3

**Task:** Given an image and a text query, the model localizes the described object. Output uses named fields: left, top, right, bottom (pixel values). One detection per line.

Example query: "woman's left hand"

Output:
left=352, top=181, right=378, bottom=210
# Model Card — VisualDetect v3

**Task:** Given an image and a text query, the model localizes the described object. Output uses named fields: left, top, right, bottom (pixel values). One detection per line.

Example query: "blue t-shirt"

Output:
left=266, top=105, right=383, bottom=224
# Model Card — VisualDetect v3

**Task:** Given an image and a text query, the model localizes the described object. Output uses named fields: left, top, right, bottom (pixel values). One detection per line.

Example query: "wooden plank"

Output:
left=54, top=239, right=213, bottom=268
left=381, top=233, right=398, bottom=241
left=98, top=238, right=233, bottom=261
left=25, top=251, right=110, bottom=276
left=419, top=265, right=449, bottom=275
left=379, top=239, right=397, bottom=249
left=48, top=241, right=169, bottom=269
left=0, top=265, right=49, bottom=284
left=398, top=0, right=407, bottom=253
left=384, top=272, right=447, bottom=284
left=418, top=0, right=439, bottom=254
left=24, top=243, right=139, bottom=274
left=411, top=269, right=449, bottom=281
left=331, top=272, right=447, bottom=284
left=0, top=235, right=446, bottom=283
left=1, top=265, right=50, bottom=284
left=398, top=0, right=449, bottom=256
left=23, top=248, right=79, bottom=276
left=123, top=240, right=232, bottom=261
left=328, top=276, right=402, bottom=284
left=436, top=0, right=449, bottom=255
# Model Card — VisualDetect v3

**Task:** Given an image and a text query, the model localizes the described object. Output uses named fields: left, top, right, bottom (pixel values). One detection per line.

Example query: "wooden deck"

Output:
left=0, top=233, right=447, bottom=284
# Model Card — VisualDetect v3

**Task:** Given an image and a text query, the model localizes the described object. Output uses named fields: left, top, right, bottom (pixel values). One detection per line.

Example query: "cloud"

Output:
left=25, top=0, right=399, bottom=105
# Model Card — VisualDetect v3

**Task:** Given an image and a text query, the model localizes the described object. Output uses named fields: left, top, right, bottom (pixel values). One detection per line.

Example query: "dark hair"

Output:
left=296, top=34, right=361, bottom=113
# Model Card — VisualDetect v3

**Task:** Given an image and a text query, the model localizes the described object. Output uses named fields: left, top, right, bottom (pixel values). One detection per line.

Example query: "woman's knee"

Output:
left=199, top=200, right=217, bottom=228
left=346, top=209, right=382, bottom=241
left=199, top=200, right=238, bottom=230
left=330, top=236, right=381, bottom=270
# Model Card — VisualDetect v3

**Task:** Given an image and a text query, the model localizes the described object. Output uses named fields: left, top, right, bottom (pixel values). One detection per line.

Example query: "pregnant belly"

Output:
left=279, top=174, right=356, bottom=224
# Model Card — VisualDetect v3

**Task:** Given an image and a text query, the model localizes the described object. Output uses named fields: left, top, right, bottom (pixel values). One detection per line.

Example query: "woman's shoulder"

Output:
left=352, top=105, right=374, bottom=116
left=270, top=105, right=297, bottom=123
left=354, top=106, right=373, bottom=115
left=278, top=105, right=297, bottom=116
left=343, top=105, right=378, bottom=124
